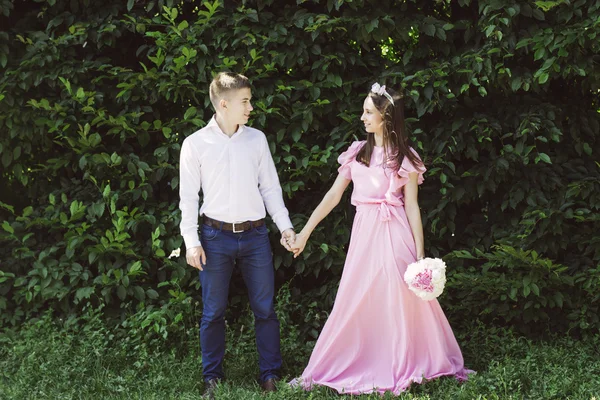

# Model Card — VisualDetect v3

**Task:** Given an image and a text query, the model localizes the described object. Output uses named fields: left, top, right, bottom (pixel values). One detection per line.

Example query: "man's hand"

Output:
left=290, top=232, right=309, bottom=258
left=280, top=229, right=296, bottom=251
left=186, top=245, right=207, bottom=271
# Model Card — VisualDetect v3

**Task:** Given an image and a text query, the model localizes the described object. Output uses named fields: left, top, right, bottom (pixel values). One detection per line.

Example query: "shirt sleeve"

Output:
left=179, top=137, right=202, bottom=249
left=257, top=134, right=294, bottom=233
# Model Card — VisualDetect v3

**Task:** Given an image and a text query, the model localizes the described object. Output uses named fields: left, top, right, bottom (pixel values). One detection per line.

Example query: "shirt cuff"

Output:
left=183, top=233, right=201, bottom=250
left=273, top=214, right=294, bottom=233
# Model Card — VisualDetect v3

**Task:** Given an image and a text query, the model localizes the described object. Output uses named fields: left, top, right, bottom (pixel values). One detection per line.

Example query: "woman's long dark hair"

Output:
left=356, top=85, right=423, bottom=172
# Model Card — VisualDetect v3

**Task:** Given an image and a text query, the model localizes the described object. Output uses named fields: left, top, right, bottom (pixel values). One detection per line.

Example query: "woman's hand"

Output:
left=290, top=231, right=309, bottom=258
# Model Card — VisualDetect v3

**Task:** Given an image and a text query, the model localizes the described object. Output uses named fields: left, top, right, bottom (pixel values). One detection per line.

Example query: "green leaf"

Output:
left=424, top=86, right=433, bottom=100
left=76, top=287, right=94, bottom=300
left=516, top=38, right=531, bottom=49
left=554, top=293, right=564, bottom=308
left=70, top=201, right=78, bottom=216
left=534, top=48, right=545, bottom=61
left=184, top=106, right=197, bottom=120
left=538, top=153, right=552, bottom=164
left=2, top=221, right=14, bottom=234
left=129, top=261, right=142, bottom=275
left=423, top=24, right=436, bottom=36
left=92, top=202, right=105, bottom=217
left=127, top=0, right=134, bottom=11
left=117, top=285, right=126, bottom=300
left=1, top=151, right=11, bottom=167
left=511, top=77, right=522, bottom=91
left=540, top=57, right=556, bottom=70
left=133, top=286, right=145, bottom=301
left=178, top=20, right=189, bottom=31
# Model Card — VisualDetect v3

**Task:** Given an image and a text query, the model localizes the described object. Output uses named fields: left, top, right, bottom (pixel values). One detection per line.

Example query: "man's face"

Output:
left=223, top=88, right=253, bottom=126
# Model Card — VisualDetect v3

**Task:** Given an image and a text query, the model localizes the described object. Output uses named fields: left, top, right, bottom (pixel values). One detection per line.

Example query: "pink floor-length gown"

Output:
left=291, top=141, right=473, bottom=395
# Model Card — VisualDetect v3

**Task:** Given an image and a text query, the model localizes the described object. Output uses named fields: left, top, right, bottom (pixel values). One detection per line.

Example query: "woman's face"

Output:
left=360, top=96, right=384, bottom=135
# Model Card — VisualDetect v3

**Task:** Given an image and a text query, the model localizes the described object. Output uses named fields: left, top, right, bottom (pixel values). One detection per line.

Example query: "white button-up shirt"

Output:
left=179, top=116, right=293, bottom=249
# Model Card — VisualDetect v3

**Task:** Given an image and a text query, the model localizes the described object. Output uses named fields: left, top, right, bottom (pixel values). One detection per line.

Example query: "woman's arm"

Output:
left=291, top=174, right=351, bottom=257
left=403, top=172, right=425, bottom=260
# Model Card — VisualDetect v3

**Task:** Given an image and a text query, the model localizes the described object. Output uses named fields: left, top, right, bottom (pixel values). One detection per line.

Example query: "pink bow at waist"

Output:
left=356, top=201, right=403, bottom=222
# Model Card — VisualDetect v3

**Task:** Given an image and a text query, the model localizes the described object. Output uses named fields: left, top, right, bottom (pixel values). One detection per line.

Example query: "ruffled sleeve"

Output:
left=398, top=147, right=427, bottom=187
left=337, top=141, right=365, bottom=180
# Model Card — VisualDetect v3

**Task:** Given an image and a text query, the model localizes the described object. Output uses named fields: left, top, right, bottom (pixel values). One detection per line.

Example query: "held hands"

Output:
left=281, top=229, right=309, bottom=258
left=290, top=232, right=308, bottom=258
left=280, top=228, right=308, bottom=258
left=186, top=245, right=206, bottom=271
left=280, top=229, right=296, bottom=252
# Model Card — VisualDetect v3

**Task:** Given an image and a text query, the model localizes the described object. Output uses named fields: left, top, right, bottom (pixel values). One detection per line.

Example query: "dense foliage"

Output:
left=1, top=0, right=599, bottom=338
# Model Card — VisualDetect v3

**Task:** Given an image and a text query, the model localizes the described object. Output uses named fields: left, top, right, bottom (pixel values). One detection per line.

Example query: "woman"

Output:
left=289, top=83, right=472, bottom=395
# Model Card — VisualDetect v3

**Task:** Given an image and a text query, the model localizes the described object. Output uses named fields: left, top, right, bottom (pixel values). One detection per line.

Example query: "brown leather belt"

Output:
left=203, top=216, right=265, bottom=233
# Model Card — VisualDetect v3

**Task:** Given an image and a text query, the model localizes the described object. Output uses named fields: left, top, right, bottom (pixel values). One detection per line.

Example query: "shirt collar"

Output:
left=207, top=115, right=244, bottom=138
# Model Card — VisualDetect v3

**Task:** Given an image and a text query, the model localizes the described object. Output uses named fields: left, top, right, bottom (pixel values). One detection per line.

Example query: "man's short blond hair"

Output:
left=209, top=72, right=251, bottom=109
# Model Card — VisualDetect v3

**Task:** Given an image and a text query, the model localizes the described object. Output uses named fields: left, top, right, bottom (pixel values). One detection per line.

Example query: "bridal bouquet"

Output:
left=403, top=257, right=447, bottom=301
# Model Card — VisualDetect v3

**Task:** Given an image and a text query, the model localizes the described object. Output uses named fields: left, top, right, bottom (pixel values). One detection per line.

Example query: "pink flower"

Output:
left=412, top=270, right=434, bottom=292
left=403, top=258, right=447, bottom=301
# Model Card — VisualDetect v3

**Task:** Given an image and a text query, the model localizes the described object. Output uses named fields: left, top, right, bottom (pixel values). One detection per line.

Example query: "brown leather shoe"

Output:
left=202, top=378, right=220, bottom=399
left=260, top=377, right=279, bottom=392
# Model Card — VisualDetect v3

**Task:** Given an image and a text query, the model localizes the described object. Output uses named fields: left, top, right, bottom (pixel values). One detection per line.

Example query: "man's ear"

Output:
left=219, top=98, right=227, bottom=110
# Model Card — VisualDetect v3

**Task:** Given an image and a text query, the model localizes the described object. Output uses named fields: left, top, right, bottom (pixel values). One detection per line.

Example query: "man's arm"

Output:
left=179, top=137, right=207, bottom=269
left=257, top=135, right=294, bottom=243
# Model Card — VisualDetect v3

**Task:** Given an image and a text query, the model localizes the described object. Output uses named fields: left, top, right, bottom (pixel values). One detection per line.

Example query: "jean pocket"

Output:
left=201, top=225, right=220, bottom=241
left=254, top=224, right=269, bottom=236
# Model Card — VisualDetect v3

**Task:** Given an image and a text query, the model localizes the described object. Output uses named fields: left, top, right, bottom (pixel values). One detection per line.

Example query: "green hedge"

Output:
left=1, top=0, right=599, bottom=336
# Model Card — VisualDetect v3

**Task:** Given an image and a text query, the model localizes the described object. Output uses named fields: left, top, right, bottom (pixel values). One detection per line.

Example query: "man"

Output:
left=179, top=72, right=295, bottom=397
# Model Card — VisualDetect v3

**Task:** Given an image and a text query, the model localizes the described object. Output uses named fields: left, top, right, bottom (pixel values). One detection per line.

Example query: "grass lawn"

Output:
left=1, top=314, right=599, bottom=399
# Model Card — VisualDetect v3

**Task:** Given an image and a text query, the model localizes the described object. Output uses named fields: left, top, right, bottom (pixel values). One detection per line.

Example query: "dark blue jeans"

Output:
left=199, top=222, right=281, bottom=383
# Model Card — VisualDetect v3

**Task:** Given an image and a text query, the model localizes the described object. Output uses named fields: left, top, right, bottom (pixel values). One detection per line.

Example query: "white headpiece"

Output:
left=371, top=83, right=394, bottom=105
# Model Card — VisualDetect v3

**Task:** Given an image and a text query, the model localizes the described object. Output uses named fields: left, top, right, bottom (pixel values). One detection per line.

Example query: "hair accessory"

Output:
left=371, top=82, right=395, bottom=105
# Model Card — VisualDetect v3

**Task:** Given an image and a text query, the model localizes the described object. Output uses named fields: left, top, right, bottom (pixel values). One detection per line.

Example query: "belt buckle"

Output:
left=232, top=222, right=244, bottom=233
